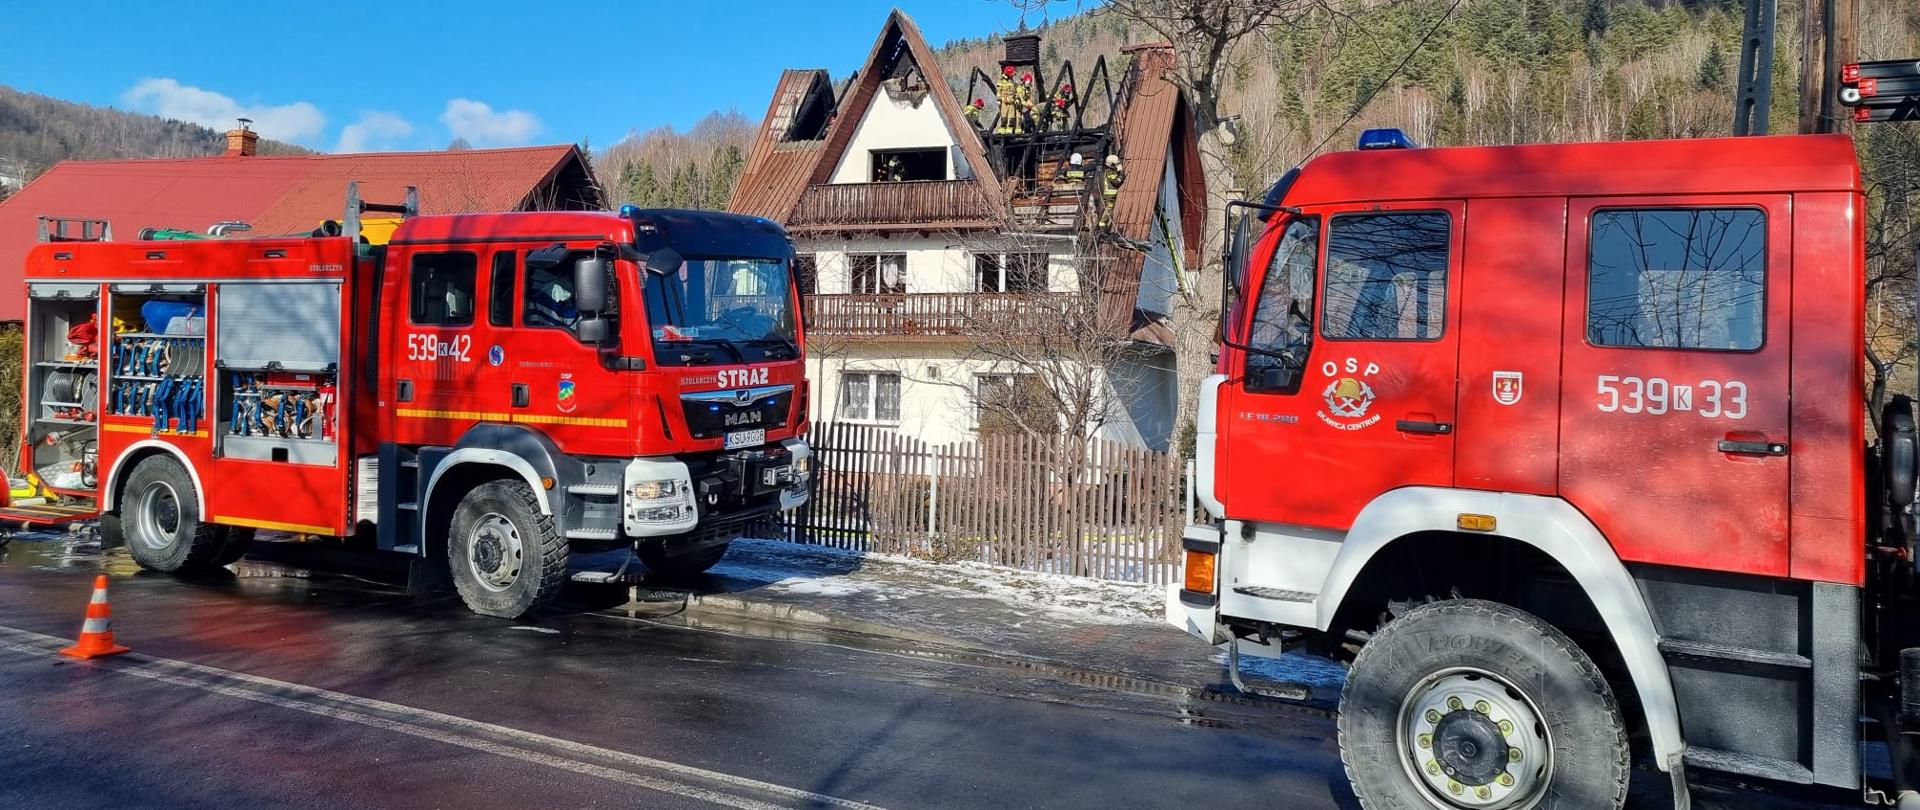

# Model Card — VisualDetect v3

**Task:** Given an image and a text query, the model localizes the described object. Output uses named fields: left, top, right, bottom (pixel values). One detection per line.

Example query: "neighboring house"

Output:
left=0, top=125, right=601, bottom=322
left=730, top=11, right=1205, bottom=450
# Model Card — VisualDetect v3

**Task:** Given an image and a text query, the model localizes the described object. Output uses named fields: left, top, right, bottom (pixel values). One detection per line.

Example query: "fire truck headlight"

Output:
left=791, top=454, right=812, bottom=481
left=631, top=479, right=681, bottom=501
left=1183, top=549, right=1216, bottom=594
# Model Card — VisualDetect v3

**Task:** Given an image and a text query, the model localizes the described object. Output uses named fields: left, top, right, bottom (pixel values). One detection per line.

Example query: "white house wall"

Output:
left=805, top=344, right=1176, bottom=450
left=827, top=83, right=970, bottom=184
left=1134, top=143, right=1186, bottom=317
left=798, top=234, right=1079, bottom=294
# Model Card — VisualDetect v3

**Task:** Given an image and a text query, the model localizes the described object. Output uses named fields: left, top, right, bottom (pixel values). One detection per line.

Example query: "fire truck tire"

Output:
left=117, top=456, right=227, bottom=574
left=1338, top=599, right=1628, bottom=810
left=447, top=480, right=568, bottom=618
left=211, top=527, right=255, bottom=567
left=636, top=540, right=732, bottom=580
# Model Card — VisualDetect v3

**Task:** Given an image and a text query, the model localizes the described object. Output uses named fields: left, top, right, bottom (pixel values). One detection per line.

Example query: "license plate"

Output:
left=724, top=429, right=766, bottom=450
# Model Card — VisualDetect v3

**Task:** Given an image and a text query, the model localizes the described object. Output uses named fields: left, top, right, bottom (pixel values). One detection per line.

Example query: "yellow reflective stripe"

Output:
left=396, top=408, right=626, bottom=429
left=215, top=515, right=335, bottom=535
left=102, top=423, right=211, bottom=438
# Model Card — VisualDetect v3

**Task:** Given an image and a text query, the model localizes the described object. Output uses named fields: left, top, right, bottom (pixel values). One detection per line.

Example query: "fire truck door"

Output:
left=1223, top=202, right=1463, bottom=530
left=1559, top=197, right=1791, bottom=576
left=391, top=248, right=483, bottom=446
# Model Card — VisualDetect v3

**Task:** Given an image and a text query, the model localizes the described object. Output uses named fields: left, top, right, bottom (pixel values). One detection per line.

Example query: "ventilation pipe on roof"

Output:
left=224, top=118, right=258, bottom=157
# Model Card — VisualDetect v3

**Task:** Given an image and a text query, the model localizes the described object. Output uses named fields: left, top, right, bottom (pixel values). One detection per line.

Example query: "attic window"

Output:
left=871, top=148, right=945, bottom=182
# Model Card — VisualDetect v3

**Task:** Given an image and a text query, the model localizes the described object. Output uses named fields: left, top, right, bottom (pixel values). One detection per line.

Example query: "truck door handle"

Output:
left=511, top=383, right=529, bottom=408
left=1718, top=439, right=1787, bottom=456
left=1396, top=419, right=1453, bottom=435
left=396, top=379, right=414, bottom=403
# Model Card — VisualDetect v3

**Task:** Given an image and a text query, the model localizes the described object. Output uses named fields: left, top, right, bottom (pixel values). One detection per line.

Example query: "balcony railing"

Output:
left=806, top=293, right=1069, bottom=339
left=788, top=180, right=1001, bottom=230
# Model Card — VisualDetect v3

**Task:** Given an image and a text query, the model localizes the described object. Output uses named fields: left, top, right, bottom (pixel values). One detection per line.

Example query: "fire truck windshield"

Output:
left=1244, top=217, right=1320, bottom=382
left=643, top=256, right=799, bottom=366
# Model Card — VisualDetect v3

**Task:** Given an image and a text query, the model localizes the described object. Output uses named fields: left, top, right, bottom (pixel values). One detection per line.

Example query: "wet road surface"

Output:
left=0, top=535, right=1855, bottom=809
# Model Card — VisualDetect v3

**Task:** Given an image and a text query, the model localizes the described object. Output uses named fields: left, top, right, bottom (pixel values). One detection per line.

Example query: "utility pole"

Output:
left=1733, top=0, right=1778, bottom=135
left=1796, top=0, right=1827, bottom=133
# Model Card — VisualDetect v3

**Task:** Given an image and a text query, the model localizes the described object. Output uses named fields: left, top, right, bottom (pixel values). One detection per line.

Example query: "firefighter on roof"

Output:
left=964, top=98, right=985, bottom=128
left=1099, top=154, right=1126, bottom=229
left=994, top=66, right=1019, bottom=134
left=1016, top=73, right=1037, bottom=133
left=1048, top=83, right=1076, bottom=131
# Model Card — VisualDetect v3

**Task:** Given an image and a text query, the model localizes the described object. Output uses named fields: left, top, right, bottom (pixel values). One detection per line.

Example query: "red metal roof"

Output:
left=729, top=70, right=833, bottom=221
left=0, top=144, right=592, bottom=321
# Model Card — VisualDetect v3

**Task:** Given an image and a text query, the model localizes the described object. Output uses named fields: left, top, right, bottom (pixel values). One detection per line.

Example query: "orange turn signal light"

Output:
left=1457, top=513, right=1497, bottom=533
left=1183, top=549, right=1217, bottom=593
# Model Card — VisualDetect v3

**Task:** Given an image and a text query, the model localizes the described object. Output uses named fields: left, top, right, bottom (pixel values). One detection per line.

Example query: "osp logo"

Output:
left=1317, top=357, right=1382, bottom=431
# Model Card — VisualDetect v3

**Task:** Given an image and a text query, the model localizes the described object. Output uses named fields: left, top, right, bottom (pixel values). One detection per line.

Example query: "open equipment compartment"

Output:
left=105, top=284, right=208, bottom=439
left=24, top=283, right=102, bottom=492
left=214, top=281, right=342, bottom=466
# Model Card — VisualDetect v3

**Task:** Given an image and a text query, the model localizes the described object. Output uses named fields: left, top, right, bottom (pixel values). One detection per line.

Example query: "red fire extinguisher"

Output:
left=317, top=378, right=336, bottom=441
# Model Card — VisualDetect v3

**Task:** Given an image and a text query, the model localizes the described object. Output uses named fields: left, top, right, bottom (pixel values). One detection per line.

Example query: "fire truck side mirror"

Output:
left=573, top=256, right=610, bottom=314
left=575, top=317, right=612, bottom=346
left=1247, top=363, right=1299, bottom=394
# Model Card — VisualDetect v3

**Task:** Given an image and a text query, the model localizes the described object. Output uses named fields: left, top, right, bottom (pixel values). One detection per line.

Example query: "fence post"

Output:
left=1185, top=458, right=1196, bottom=525
left=927, top=462, right=940, bottom=537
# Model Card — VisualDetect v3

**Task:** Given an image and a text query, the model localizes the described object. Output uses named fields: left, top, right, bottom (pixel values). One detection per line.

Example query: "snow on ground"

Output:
left=714, top=539, right=1165, bottom=625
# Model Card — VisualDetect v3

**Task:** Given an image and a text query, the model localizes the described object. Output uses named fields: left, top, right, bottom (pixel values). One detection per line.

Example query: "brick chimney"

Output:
left=224, top=118, right=258, bottom=157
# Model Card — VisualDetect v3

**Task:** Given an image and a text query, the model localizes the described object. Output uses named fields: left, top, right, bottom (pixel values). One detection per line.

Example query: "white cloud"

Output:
left=335, top=111, right=414, bottom=153
left=122, top=78, right=325, bottom=145
left=440, top=98, right=540, bottom=147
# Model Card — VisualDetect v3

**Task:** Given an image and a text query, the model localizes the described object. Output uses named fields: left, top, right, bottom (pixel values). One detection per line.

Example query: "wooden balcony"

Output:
left=805, top=293, right=1069, bottom=340
left=787, top=180, right=1002, bottom=231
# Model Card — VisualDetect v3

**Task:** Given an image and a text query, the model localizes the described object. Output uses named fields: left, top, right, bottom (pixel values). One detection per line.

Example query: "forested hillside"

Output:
left=596, top=111, right=755, bottom=210
left=0, top=85, right=307, bottom=182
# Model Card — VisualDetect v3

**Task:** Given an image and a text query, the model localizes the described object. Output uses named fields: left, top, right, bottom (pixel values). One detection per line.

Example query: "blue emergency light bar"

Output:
left=1357, top=128, right=1417, bottom=150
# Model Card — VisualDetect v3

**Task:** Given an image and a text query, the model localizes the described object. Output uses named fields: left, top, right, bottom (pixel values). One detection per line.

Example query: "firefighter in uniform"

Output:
left=882, top=154, right=904, bottom=182
left=1099, top=153, right=1126, bottom=229
left=1048, top=83, right=1076, bottom=131
left=994, top=66, right=1019, bottom=134
left=1059, top=151, right=1086, bottom=193
left=1016, top=73, right=1037, bottom=134
left=964, top=98, right=985, bottom=129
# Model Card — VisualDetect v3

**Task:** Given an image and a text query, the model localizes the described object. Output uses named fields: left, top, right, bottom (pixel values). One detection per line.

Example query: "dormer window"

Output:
left=871, top=148, right=945, bottom=182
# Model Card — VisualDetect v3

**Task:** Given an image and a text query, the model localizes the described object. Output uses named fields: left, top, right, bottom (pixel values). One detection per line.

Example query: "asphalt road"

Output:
left=0, top=536, right=1856, bottom=809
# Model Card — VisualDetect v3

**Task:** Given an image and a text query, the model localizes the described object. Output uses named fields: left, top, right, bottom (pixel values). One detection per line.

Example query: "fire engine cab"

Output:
left=6, top=190, right=812, bottom=618
left=1169, top=131, right=1920, bottom=807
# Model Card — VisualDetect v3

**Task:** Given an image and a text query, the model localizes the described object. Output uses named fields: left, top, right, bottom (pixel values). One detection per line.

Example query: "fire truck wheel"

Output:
left=211, top=527, right=255, bottom=567
left=447, top=480, right=568, bottom=618
left=636, top=540, right=732, bottom=580
left=118, top=456, right=227, bottom=574
left=1339, top=599, right=1628, bottom=810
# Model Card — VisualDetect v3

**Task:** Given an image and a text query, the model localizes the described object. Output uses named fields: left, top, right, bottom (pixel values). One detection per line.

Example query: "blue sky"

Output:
left=0, top=1, right=1048, bottom=153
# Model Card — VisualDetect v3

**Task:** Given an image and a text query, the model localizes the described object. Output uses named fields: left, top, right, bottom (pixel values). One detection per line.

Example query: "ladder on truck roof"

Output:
left=36, top=217, right=111, bottom=243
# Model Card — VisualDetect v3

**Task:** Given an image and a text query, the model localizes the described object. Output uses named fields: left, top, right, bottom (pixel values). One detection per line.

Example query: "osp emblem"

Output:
left=557, top=374, right=578, bottom=414
left=1492, top=370, right=1523, bottom=406
left=1317, top=357, right=1383, bottom=431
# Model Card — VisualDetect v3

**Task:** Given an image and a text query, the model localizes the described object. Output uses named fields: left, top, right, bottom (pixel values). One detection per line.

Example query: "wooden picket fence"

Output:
left=778, top=421, right=1186, bottom=585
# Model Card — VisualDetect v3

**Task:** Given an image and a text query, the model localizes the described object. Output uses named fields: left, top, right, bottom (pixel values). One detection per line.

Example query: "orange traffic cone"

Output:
left=59, top=575, right=130, bottom=659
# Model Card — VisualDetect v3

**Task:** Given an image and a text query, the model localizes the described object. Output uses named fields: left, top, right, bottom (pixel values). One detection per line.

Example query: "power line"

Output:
left=1302, top=0, right=1467, bottom=161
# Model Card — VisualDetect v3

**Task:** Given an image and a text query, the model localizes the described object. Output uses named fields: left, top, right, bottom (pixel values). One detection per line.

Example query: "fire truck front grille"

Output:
left=680, top=385, right=793, bottom=439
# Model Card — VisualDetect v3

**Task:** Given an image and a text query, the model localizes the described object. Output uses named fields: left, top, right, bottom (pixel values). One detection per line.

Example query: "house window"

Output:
left=839, top=371, right=901, bottom=423
left=974, top=252, right=1049, bottom=293
left=793, top=254, right=817, bottom=296
left=848, top=253, right=907, bottom=294
left=409, top=252, right=478, bottom=326
left=975, top=373, right=1055, bottom=436
left=870, top=148, right=945, bottom=182
left=1587, top=208, right=1766, bottom=351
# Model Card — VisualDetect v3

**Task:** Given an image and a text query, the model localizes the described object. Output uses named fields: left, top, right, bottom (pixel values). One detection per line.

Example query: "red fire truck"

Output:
left=1169, top=131, right=1920, bottom=807
left=5, top=191, right=812, bottom=618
